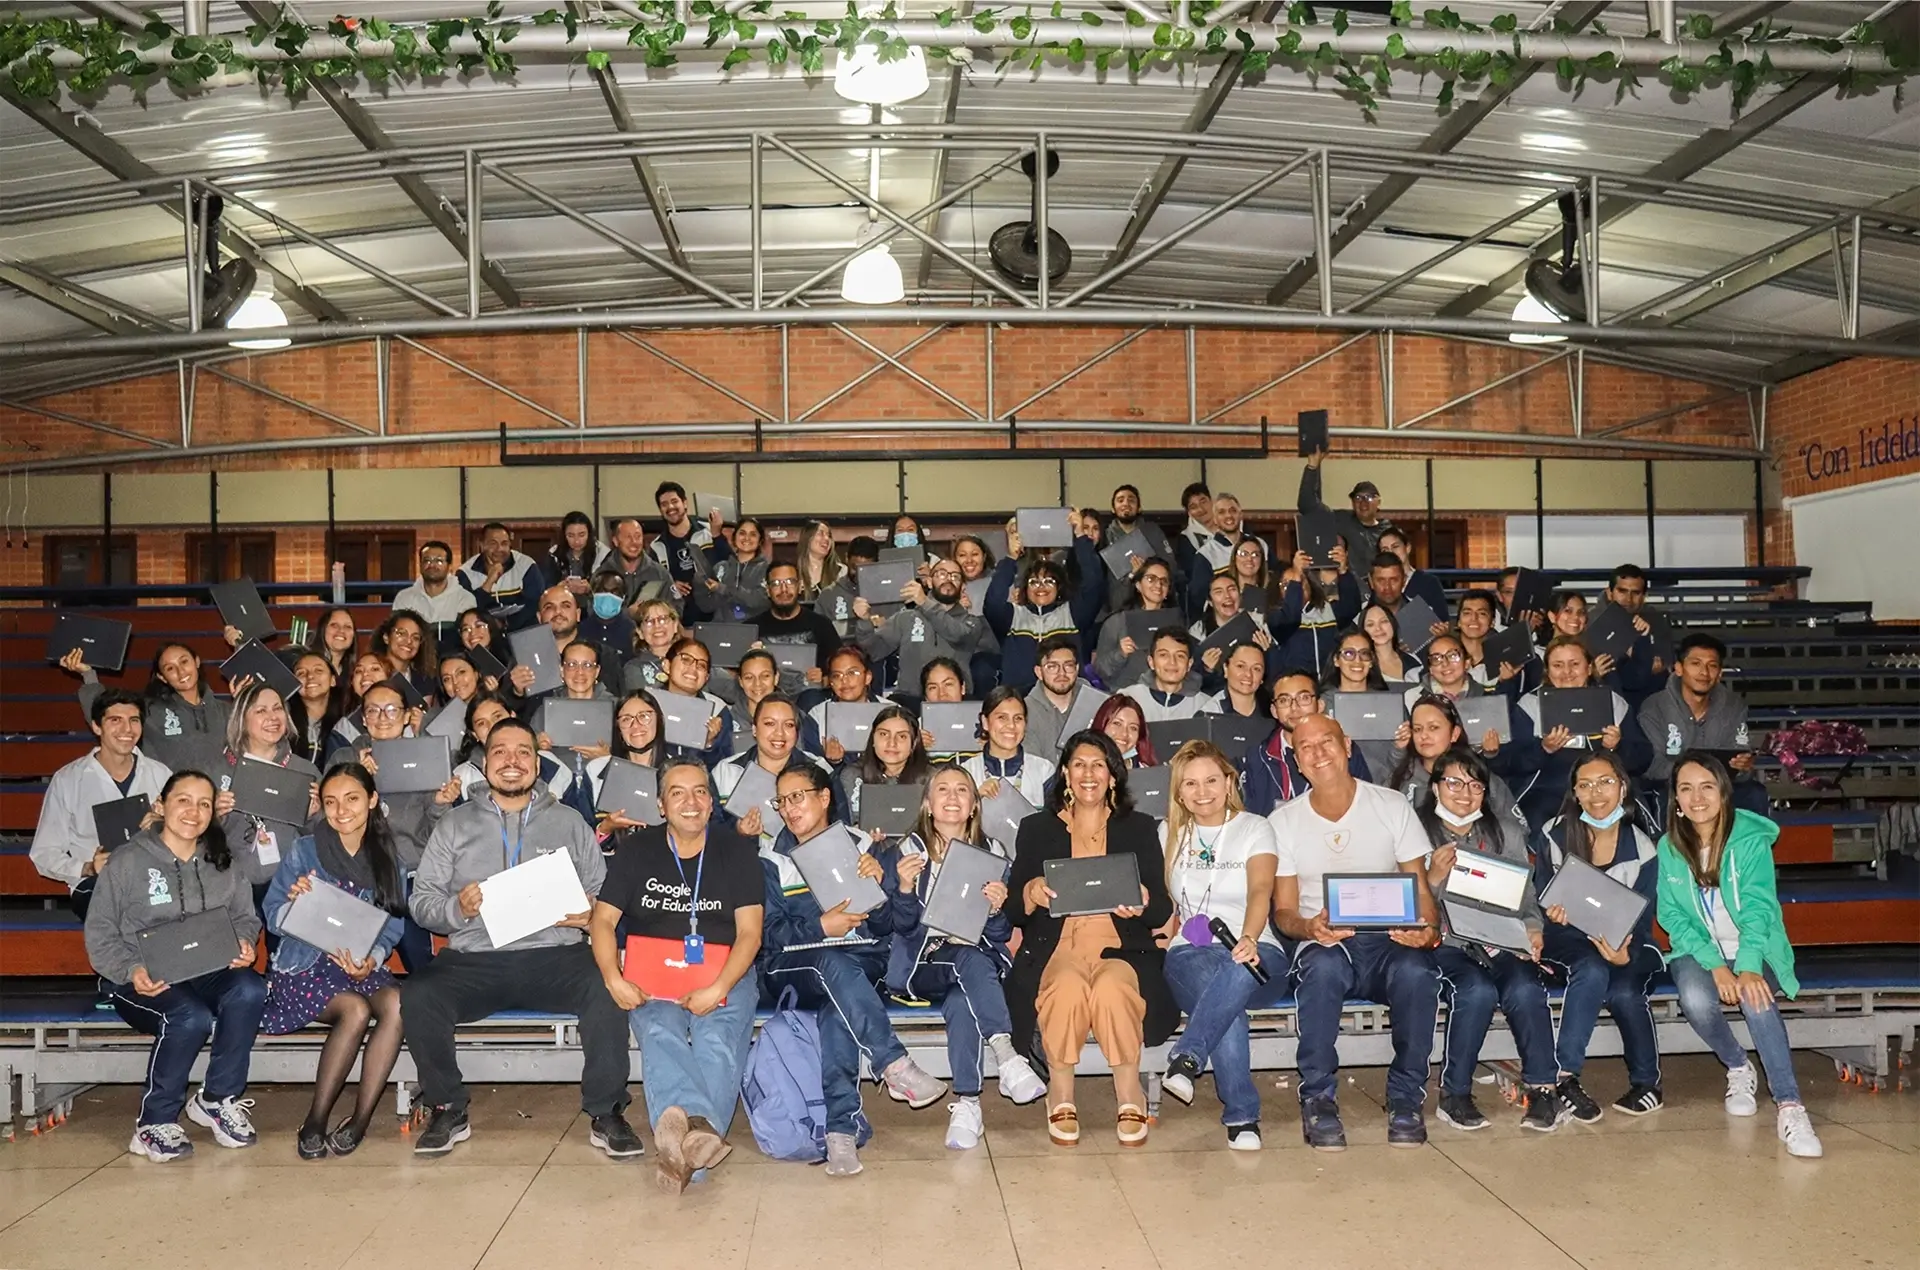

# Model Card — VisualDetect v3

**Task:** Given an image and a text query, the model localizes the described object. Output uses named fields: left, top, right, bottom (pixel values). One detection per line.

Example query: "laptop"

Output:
left=229, top=755, right=316, bottom=824
left=594, top=757, right=660, bottom=823
left=1129, top=764, right=1171, bottom=819
left=370, top=737, right=452, bottom=795
left=1015, top=508, right=1074, bottom=550
left=1043, top=854, right=1142, bottom=917
left=46, top=613, right=132, bottom=673
left=507, top=627, right=563, bottom=696
left=1297, top=510, right=1341, bottom=568
left=1209, top=714, right=1276, bottom=764
left=1538, top=854, right=1649, bottom=950
left=1322, top=873, right=1421, bottom=930
left=921, top=702, right=979, bottom=753
left=1100, top=527, right=1154, bottom=578
left=479, top=846, right=591, bottom=949
left=221, top=638, right=299, bottom=700
left=383, top=671, right=425, bottom=711
left=653, top=691, right=714, bottom=750
left=210, top=577, right=275, bottom=642
left=693, top=623, right=758, bottom=670
left=1059, top=687, right=1109, bottom=740
left=823, top=700, right=883, bottom=753
left=693, top=491, right=738, bottom=525
left=466, top=642, right=510, bottom=682
left=1506, top=568, right=1555, bottom=622
left=542, top=698, right=613, bottom=749
left=1330, top=691, right=1406, bottom=741
left=623, top=934, right=730, bottom=1002
left=424, top=696, right=469, bottom=740
left=1198, top=611, right=1258, bottom=659
left=963, top=576, right=992, bottom=614
left=137, top=909, right=239, bottom=984
left=768, top=642, right=818, bottom=676
left=280, top=881, right=391, bottom=963
left=1540, top=686, right=1615, bottom=736
left=1297, top=407, right=1329, bottom=456
left=1442, top=846, right=1535, bottom=954
left=789, top=824, right=887, bottom=915
left=1582, top=602, right=1638, bottom=662
left=920, top=841, right=1010, bottom=944
left=1481, top=622, right=1536, bottom=673
left=981, top=782, right=1038, bottom=848
left=1394, top=596, right=1443, bottom=653
left=1123, top=609, right=1186, bottom=651
left=1454, top=694, right=1513, bottom=746
left=856, top=560, right=918, bottom=604
left=722, top=760, right=778, bottom=820
left=1147, top=718, right=1210, bottom=759
left=92, top=793, right=151, bottom=851
left=877, top=545, right=924, bottom=567
left=858, top=780, right=925, bottom=839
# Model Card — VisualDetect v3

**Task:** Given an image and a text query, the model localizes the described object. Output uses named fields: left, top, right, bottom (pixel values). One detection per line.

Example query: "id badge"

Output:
left=255, top=829, right=280, bottom=867
left=683, top=933, right=706, bottom=965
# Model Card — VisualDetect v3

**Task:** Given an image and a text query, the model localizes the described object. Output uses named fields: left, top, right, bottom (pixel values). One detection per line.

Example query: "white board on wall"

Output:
left=1788, top=470, right=1920, bottom=619
left=1505, top=515, right=1747, bottom=571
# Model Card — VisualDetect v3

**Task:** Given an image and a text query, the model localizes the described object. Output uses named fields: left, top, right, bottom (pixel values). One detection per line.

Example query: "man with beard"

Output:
left=1100, top=483, right=1180, bottom=613
left=457, top=523, right=546, bottom=632
left=537, top=585, right=622, bottom=696
left=755, top=562, right=842, bottom=695
left=608, top=516, right=673, bottom=615
left=852, top=556, right=989, bottom=695
left=647, top=482, right=717, bottom=621
left=403, top=719, right=642, bottom=1158
left=393, top=540, right=475, bottom=646
left=1240, top=671, right=1372, bottom=815
left=1023, top=633, right=1107, bottom=764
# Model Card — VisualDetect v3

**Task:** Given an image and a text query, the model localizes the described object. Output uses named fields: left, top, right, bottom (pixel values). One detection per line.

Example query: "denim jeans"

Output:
left=1163, top=941, right=1291, bottom=1126
left=111, top=967, right=269, bottom=1126
left=630, top=965, right=759, bottom=1138
left=1668, top=954, right=1800, bottom=1104
left=901, top=945, right=1014, bottom=1097
left=1435, top=945, right=1557, bottom=1094
left=763, top=943, right=900, bottom=1136
left=1544, top=925, right=1663, bottom=1088
left=1289, top=933, right=1439, bottom=1112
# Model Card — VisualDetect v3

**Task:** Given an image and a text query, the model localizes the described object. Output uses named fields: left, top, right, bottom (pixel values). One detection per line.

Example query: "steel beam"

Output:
left=0, top=396, right=173, bottom=449
left=0, top=261, right=168, bottom=336
left=915, top=1, right=972, bottom=291
left=997, top=327, right=1156, bottom=420
left=1761, top=316, right=1920, bottom=384
left=1589, top=387, right=1749, bottom=439
left=393, top=336, right=575, bottom=428
left=1395, top=350, right=1570, bottom=430
left=614, top=331, right=778, bottom=422
left=200, top=364, right=375, bottom=436
left=825, top=324, right=982, bottom=420
left=571, top=2, right=689, bottom=277
left=792, top=326, right=952, bottom=422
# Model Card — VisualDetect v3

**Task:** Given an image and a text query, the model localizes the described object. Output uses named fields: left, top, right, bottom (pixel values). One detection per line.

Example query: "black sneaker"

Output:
left=1301, top=1098, right=1347, bottom=1152
left=590, top=1112, right=646, bottom=1159
left=1437, top=1093, right=1489, bottom=1131
left=413, top=1105, right=471, bottom=1156
left=1557, top=1075, right=1603, bottom=1124
left=1162, top=1053, right=1202, bottom=1106
left=1225, top=1122, right=1262, bottom=1152
left=1521, top=1086, right=1567, bottom=1133
left=1612, top=1084, right=1665, bottom=1117
left=1387, top=1106, right=1428, bottom=1147
left=297, top=1124, right=329, bottom=1161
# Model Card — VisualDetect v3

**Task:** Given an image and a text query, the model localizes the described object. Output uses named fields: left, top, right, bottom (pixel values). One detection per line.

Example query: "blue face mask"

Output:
left=1579, top=805, right=1626, bottom=830
left=591, top=593, right=623, bottom=620
left=893, top=531, right=919, bottom=549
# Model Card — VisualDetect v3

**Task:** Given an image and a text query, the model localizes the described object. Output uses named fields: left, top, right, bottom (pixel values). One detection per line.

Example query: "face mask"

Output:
left=1437, top=807, right=1483, bottom=830
left=1580, top=805, right=1626, bottom=830
left=591, top=593, right=622, bottom=620
left=893, top=532, right=919, bottom=549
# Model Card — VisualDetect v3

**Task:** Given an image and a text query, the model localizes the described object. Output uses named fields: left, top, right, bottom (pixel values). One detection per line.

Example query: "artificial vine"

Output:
left=0, top=2, right=1908, bottom=122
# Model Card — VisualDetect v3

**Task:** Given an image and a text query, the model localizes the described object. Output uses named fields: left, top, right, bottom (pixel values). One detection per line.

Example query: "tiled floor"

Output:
left=1, top=1052, right=1913, bottom=1269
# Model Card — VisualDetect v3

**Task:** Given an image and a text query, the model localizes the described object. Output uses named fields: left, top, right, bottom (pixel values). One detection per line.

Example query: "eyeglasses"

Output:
left=829, top=667, right=867, bottom=681
left=642, top=615, right=677, bottom=626
left=563, top=660, right=599, bottom=672
left=1275, top=691, right=1318, bottom=709
left=767, top=578, right=800, bottom=589
left=773, top=789, right=823, bottom=809
left=364, top=704, right=404, bottom=720
left=1138, top=574, right=1169, bottom=587
left=617, top=712, right=655, bottom=727
left=1337, top=648, right=1374, bottom=661
left=420, top=555, right=450, bottom=566
left=1439, top=776, right=1486, bottom=795
left=1430, top=651, right=1465, bottom=664
left=672, top=655, right=710, bottom=672
left=1576, top=776, right=1622, bottom=794
left=1028, top=577, right=1059, bottom=588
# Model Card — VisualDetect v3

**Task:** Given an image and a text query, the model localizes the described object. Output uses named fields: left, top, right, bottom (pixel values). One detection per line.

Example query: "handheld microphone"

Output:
left=1208, top=917, right=1268, bottom=984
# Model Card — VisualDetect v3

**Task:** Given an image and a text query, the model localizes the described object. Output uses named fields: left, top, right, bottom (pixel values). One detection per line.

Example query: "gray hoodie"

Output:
left=409, top=786, right=604, bottom=954
left=1024, top=680, right=1109, bottom=763
left=80, top=677, right=230, bottom=780
left=1637, top=677, right=1751, bottom=783
left=856, top=599, right=989, bottom=692
left=84, top=828, right=261, bottom=986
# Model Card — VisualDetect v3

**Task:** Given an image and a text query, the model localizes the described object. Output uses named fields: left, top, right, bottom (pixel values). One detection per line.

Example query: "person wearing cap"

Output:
left=1299, top=449, right=1396, bottom=577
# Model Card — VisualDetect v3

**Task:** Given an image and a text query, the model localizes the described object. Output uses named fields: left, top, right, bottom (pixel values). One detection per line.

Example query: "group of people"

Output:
left=34, top=466, right=1824, bottom=1187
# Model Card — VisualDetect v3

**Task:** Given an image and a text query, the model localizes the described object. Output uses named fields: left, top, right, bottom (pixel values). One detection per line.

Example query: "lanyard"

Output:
left=497, top=803, right=529, bottom=868
left=667, top=832, right=706, bottom=936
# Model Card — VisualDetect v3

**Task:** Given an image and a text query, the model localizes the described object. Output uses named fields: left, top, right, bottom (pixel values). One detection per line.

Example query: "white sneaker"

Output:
left=945, top=1099, right=984, bottom=1150
left=128, top=1122, right=193, bottom=1162
left=1777, top=1104, right=1824, bottom=1159
left=186, top=1091, right=258, bottom=1147
left=1723, top=1063, right=1759, bottom=1117
left=995, top=1054, right=1047, bottom=1106
left=823, top=1131, right=862, bottom=1177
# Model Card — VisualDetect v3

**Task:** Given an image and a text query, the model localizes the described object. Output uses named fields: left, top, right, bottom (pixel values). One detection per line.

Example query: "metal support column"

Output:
left=577, top=329, right=588, bottom=428
left=1314, top=151, right=1334, bottom=317
left=375, top=336, right=389, bottom=436
left=1644, top=459, right=1657, bottom=566
left=1569, top=348, right=1584, bottom=438
left=1186, top=326, right=1197, bottom=425
left=182, top=181, right=201, bottom=333
left=464, top=152, right=483, bottom=319
left=750, top=133, right=763, bottom=310
left=779, top=325, right=790, bottom=423
left=1035, top=131, right=1051, bottom=309
left=1379, top=331, right=1394, bottom=429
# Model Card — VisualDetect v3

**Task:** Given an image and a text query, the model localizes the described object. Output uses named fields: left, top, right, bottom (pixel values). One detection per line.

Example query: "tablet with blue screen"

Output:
left=1323, top=873, right=1421, bottom=929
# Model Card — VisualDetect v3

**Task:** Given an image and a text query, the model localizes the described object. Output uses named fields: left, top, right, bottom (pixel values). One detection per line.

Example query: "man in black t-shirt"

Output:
left=756, top=561, right=841, bottom=693
left=589, top=758, right=763, bottom=1194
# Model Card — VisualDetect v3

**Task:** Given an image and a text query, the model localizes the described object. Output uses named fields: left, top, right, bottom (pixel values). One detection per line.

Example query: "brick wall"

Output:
left=1766, top=357, right=1920, bottom=566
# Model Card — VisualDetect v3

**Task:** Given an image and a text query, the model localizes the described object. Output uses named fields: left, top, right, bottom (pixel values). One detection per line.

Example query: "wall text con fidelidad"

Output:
left=1799, top=415, right=1920, bottom=483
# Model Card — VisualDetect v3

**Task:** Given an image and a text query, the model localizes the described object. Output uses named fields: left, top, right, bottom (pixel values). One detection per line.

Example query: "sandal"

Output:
left=1117, top=1104, right=1150, bottom=1148
left=1047, top=1103, right=1080, bottom=1147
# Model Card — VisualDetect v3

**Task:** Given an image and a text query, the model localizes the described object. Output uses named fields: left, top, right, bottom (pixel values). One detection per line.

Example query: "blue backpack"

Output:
left=742, top=986, right=871, bottom=1161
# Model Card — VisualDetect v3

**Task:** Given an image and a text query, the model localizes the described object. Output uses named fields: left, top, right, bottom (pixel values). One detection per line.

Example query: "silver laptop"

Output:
left=694, top=491, right=738, bottom=525
left=1538, top=854, right=1648, bottom=950
left=1455, top=695, right=1512, bottom=745
left=542, top=698, right=613, bottom=749
left=508, top=627, right=564, bottom=696
left=229, top=755, right=315, bottom=824
left=370, top=737, right=452, bottom=795
left=594, top=757, right=660, bottom=823
left=1043, top=854, right=1141, bottom=917
left=1015, top=507, right=1073, bottom=550
left=654, top=690, right=715, bottom=750
left=1331, top=691, right=1406, bottom=741
left=981, top=783, right=1039, bottom=849
left=136, top=909, right=238, bottom=984
left=1442, top=847, right=1534, bottom=954
left=921, top=702, right=979, bottom=752
left=789, top=825, right=887, bottom=915
left=823, top=700, right=883, bottom=752
left=920, top=841, right=1010, bottom=944
left=723, top=760, right=779, bottom=820
left=280, top=881, right=390, bottom=963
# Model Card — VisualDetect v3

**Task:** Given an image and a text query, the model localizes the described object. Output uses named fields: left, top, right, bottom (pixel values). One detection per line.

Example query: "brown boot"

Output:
left=652, top=1106, right=691, bottom=1195
left=682, top=1115, right=734, bottom=1173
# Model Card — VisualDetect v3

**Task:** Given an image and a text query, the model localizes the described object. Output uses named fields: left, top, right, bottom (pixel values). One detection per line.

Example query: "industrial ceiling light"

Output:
left=1508, top=292, right=1568, bottom=345
left=1522, top=188, right=1589, bottom=323
left=832, top=42, right=929, bottom=105
left=227, top=286, right=291, bottom=349
left=840, top=221, right=904, bottom=305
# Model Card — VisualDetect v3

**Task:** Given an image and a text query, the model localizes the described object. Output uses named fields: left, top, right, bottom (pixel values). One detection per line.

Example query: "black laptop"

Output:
left=466, top=642, right=510, bottom=682
left=209, top=577, right=275, bottom=642
left=1297, top=407, right=1329, bottom=456
left=920, top=841, right=1011, bottom=944
left=1540, top=686, right=1616, bottom=736
left=541, top=698, right=613, bottom=749
left=506, top=627, right=563, bottom=696
left=1582, top=603, right=1639, bottom=663
left=1505, top=568, right=1555, bottom=622
left=1330, top=691, right=1406, bottom=741
left=1129, top=764, right=1171, bottom=819
left=1016, top=508, right=1074, bottom=550
left=769, top=642, right=818, bottom=676
left=1454, top=695, right=1513, bottom=746
left=1124, top=609, right=1186, bottom=651
left=920, top=702, right=980, bottom=753
left=595, top=757, right=661, bottom=824
left=46, top=614, right=132, bottom=673
left=1044, top=854, right=1142, bottom=917
left=137, top=909, right=238, bottom=984
left=857, top=780, right=926, bottom=839
left=383, top=672, right=424, bottom=710
left=1146, top=717, right=1210, bottom=759
left=423, top=696, right=468, bottom=739
left=856, top=560, right=918, bottom=604
left=1394, top=596, right=1443, bottom=653
left=92, top=793, right=151, bottom=850
left=1297, top=510, right=1341, bottom=568
left=1481, top=623, right=1537, bottom=672
left=693, top=623, right=757, bottom=670
left=221, top=639, right=299, bottom=699
left=1198, top=611, right=1258, bottom=659
left=370, top=737, right=452, bottom=795
left=1209, top=714, right=1277, bottom=764
left=1100, top=527, right=1154, bottom=579
left=228, top=755, right=316, bottom=824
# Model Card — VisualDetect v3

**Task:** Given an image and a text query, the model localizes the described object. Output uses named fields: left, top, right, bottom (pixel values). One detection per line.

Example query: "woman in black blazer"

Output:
left=1007, top=730, right=1174, bottom=1149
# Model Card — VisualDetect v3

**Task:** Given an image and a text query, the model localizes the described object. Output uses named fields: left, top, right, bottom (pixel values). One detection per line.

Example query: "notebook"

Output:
left=1043, top=854, right=1142, bottom=917
left=136, top=909, right=238, bottom=984
left=822, top=700, right=883, bottom=753
left=653, top=690, right=715, bottom=750
left=694, top=492, right=738, bottom=525
left=1454, top=695, right=1513, bottom=746
left=1330, top=691, right=1406, bottom=741
left=1394, top=596, right=1443, bottom=653
left=1100, top=528, right=1154, bottom=578
left=722, top=760, right=778, bottom=820
left=280, top=882, right=390, bottom=963
left=210, top=577, right=275, bottom=642
left=1537, top=854, right=1649, bottom=950
left=228, top=755, right=316, bottom=824
left=1208, top=714, right=1277, bottom=764
left=46, top=614, right=132, bottom=673
left=1442, top=846, right=1534, bottom=953
left=789, top=824, right=887, bottom=915
left=856, top=560, right=918, bottom=604
left=1123, top=609, right=1186, bottom=651
left=507, top=627, right=563, bottom=696
left=1129, top=765, right=1171, bottom=820
left=1481, top=623, right=1536, bottom=673
left=1539, top=686, right=1615, bottom=737
left=857, top=780, right=925, bottom=839
left=1506, top=568, right=1555, bottom=622
left=1015, top=508, right=1074, bottom=550
left=1146, top=718, right=1211, bottom=759
left=370, top=737, right=452, bottom=795
left=1297, top=510, right=1341, bottom=568
left=768, top=642, right=818, bottom=676
left=1197, top=611, right=1258, bottom=659
left=919, top=841, right=1010, bottom=944
left=1297, top=407, right=1329, bottom=456
left=424, top=696, right=469, bottom=740
left=466, top=642, right=510, bottom=682
left=383, top=671, right=424, bottom=710
left=1582, top=602, right=1639, bottom=663
left=981, top=782, right=1039, bottom=849
left=623, top=934, right=730, bottom=1002
left=220, top=638, right=299, bottom=700
left=1322, top=873, right=1420, bottom=929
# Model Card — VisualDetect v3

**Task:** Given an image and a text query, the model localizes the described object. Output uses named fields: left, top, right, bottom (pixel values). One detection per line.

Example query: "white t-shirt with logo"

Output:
left=1159, top=811, right=1282, bottom=948
left=1268, top=781, right=1431, bottom=920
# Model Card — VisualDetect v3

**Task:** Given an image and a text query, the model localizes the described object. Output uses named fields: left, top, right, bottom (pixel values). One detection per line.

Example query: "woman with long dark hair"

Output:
left=547, top=510, right=612, bottom=593
left=1268, top=546, right=1361, bottom=678
left=795, top=519, right=844, bottom=600
left=310, top=606, right=361, bottom=676
left=1656, top=752, right=1821, bottom=1158
left=370, top=611, right=439, bottom=708
left=288, top=651, right=340, bottom=764
left=588, top=689, right=667, bottom=832
left=1092, top=556, right=1178, bottom=693
left=66, top=641, right=232, bottom=777
left=1360, top=600, right=1421, bottom=683
left=262, top=762, right=409, bottom=1158
left=840, top=704, right=932, bottom=825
